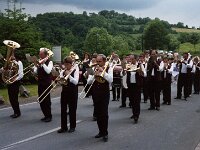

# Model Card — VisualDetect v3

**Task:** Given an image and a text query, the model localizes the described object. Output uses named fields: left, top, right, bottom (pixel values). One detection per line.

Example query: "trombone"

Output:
left=37, top=62, right=80, bottom=104
left=79, top=55, right=113, bottom=99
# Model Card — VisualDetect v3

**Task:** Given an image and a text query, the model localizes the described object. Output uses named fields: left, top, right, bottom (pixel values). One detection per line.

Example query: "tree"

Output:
left=84, top=27, right=113, bottom=55
left=189, top=33, right=200, bottom=50
left=144, top=19, right=169, bottom=49
left=166, top=35, right=180, bottom=51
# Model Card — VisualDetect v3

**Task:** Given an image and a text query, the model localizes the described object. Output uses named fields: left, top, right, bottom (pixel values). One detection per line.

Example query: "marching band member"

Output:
left=111, top=54, right=121, bottom=101
left=192, top=57, right=200, bottom=94
left=147, top=50, right=164, bottom=111
left=138, top=54, right=149, bottom=103
left=175, top=52, right=193, bottom=101
left=87, top=54, right=113, bottom=142
left=57, top=56, right=79, bottom=133
left=33, top=48, right=53, bottom=122
left=120, top=55, right=131, bottom=108
left=8, top=55, right=23, bottom=118
left=161, top=56, right=173, bottom=105
left=127, top=55, right=146, bottom=123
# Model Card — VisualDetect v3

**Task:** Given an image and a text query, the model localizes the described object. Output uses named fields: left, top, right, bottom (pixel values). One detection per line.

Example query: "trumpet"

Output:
left=79, top=55, right=113, bottom=99
left=37, top=62, right=80, bottom=104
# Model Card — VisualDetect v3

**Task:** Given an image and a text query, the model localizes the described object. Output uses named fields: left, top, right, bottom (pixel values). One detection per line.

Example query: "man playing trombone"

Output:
left=57, top=56, right=79, bottom=133
left=33, top=48, right=53, bottom=122
left=87, top=54, right=113, bottom=142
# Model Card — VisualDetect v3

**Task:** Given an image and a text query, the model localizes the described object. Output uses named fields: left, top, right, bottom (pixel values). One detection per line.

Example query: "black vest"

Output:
left=161, top=64, right=172, bottom=83
left=92, top=67, right=110, bottom=96
left=126, top=64, right=143, bottom=87
left=147, top=61, right=162, bottom=81
left=38, top=59, right=52, bottom=84
left=62, top=69, right=76, bottom=88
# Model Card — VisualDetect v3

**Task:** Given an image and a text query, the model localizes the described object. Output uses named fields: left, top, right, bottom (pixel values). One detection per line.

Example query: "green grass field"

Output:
left=172, top=28, right=200, bottom=33
left=178, top=42, right=200, bottom=55
left=0, top=84, right=38, bottom=104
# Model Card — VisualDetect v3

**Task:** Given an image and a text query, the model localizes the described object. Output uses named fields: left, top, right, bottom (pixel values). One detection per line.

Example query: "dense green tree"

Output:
left=144, top=19, right=169, bottom=49
left=84, top=27, right=113, bottom=55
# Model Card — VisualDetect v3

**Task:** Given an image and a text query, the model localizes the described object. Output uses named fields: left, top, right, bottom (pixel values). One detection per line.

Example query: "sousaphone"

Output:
left=2, top=40, right=20, bottom=84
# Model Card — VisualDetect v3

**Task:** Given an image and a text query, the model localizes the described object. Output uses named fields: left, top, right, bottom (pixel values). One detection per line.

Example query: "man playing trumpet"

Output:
left=87, top=54, right=113, bottom=142
left=33, top=48, right=53, bottom=122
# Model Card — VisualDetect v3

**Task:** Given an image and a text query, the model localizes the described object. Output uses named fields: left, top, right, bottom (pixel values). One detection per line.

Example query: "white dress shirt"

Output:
left=16, top=60, right=24, bottom=81
left=33, top=61, right=53, bottom=74
left=180, top=59, right=193, bottom=73
left=87, top=67, right=113, bottom=85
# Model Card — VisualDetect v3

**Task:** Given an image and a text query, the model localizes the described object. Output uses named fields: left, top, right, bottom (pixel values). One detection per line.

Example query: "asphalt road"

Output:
left=1, top=84, right=200, bottom=150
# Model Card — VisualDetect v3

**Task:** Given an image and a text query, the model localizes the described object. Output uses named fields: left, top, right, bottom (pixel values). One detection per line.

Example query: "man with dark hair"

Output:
left=87, top=54, right=113, bottom=142
left=33, top=48, right=53, bottom=122
left=127, top=55, right=146, bottom=123
left=147, top=50, right=164, bottom=111
left=175, top=52, right=193, bottom=100
left=57, top=56, right=79, bottom=133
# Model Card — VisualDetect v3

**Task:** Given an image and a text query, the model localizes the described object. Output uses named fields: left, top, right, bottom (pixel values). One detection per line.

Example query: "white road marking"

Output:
left=0, top=97, right=60, bottom=111
left=0, top=92, right=82, bottom=111
left=1, top=120, right=82, bottom=150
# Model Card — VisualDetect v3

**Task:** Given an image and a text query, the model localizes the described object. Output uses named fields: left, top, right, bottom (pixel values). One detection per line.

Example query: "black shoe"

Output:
left=174, top=97, right=181, bottom=99
left=117, top=98, right=120, bottom=101
left=184, top=98, right=187, bottom=101
left=40, top=117, right=46, bottom=121
left=43, top=117, right=52, bottom=122
left=156, top=107, right=160, bottom=111
left=112, top=99, right=116, bottom=101
left=103, top=135, right=108, bottom=142
left=57, top=128, right=68, bottom=133
left=95, top=134, right=103, bottom=138
left=93, top=117, right=97, bottom=121
left=162, top=102, right=167, bottom=105
left=119, top=105, right=126, bottom=108
left=68, top=128, right=75, bottom=133
left=167, top=103, right=171, bottom=105
left=134, top=117, right=138, bottom=124
left=10, top=114, right=21, bottom=118
left=148, top=107, right=155, bottom=110
left=130, top=115, right=134, bottom=119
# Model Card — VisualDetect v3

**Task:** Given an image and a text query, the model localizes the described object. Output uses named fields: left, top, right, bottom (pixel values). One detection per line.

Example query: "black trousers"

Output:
left=163, top=81, right=171, bottom=104
left=177, top=73, right=188, bottom=98
left=7, top=81, right=20, bottom=115
left=60, top=86, right=78, bottom=130
left=128, top=84, right=141, bottom=118
left=112, top=86, right=120, bottom=100
left=148, top=78, right=161, bottom=108
left=188, top=73, right=193, bottom=95
left=93, top=94, right=109, bottom=136
left=194, top=73, right=200, bottom=93
left=38, top=83, right=52, bottom=118
left=121, top=88, right=128, bottom=106
left=143, top=78, right=149, bottom=102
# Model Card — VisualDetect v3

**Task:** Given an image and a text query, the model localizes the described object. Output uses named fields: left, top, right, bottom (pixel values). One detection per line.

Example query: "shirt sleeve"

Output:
left=87, top=75, right=95, bottom=84
left=159, top=61, right=164, bottom=71
left=168, top=65, right=173, bottom=74
left=16, top=61, right=24, bottom=80
left=187, top=60, right=193, bottom=68
left=104, top=67, right=113, bottom=84
left=42, top=61, right=53, bottom=74
left=68, top=66, right=79, bottom=85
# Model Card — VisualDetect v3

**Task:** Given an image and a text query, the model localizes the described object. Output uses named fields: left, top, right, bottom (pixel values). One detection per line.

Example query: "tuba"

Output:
left=2, top=40, right=20, bottom=84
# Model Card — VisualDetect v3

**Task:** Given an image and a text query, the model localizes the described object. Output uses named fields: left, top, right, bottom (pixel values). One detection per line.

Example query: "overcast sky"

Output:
left=0, top=0, right=199, bottom=27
